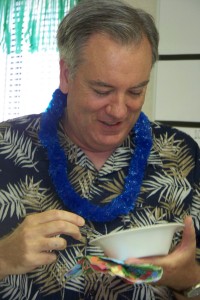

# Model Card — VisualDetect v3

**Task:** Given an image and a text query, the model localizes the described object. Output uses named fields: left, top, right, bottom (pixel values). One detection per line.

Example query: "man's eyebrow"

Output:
left=131, top=80, right=149, bottom=89
left=88, top=80, right=114, bottom=88
left=88, top=79, right=149, bottom=89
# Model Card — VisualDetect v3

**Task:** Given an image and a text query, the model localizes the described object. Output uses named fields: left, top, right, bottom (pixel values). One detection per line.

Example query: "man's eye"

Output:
left=94, top=89, right=111, bottom=96
left=129, top=90, right=143, bottom=97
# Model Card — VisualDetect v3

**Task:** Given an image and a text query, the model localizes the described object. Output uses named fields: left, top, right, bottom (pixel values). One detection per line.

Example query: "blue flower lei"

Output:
left=39, top=88, right=152, bottom=222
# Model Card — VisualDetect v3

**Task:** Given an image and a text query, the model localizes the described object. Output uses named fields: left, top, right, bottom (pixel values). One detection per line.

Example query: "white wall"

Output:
left=125, top=0, right=158, bottom=120
left=157, top=0, right=200, bottom=55
left=127, top=0, right=200, bottom=146
left=155, top=0, right=200, bottom=146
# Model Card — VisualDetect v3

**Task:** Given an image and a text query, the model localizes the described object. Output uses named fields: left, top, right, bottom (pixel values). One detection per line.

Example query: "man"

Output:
left=0, top=0, right=199, bottom=299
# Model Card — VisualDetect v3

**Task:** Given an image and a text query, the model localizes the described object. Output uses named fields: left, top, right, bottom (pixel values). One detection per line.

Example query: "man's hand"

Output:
left=126, top=216, right=200, bottom=291
left=0, top=210, right=85, bottom=279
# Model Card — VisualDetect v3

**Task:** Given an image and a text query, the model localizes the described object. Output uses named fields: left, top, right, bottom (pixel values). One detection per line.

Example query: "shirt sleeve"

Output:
left=190, top=141, right=200, bottom=262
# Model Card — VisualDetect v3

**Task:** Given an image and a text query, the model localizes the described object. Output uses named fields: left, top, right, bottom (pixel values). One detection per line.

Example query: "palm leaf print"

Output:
left=69, top=165, right=92, bottom=194
left=153, top=132, right=194, bottom=176
left=100, top=170, right=125, bottom=203
left=20, top=176, right=61, bottom=212
left=0, top=182, right=26, bottom=221
left=14, top=115, right=34, bottom=125
left=191, top=184, right=200, bottom=230
left=0, top=176, right=60, bottom=222
left=29, top=247, right=86, bottom=296
left=0, top=275, right=39, bottom=300
left=30, top=263, right=63, bottom=295
left=84, top=273, right=133, bottom=300
left=0, top=122, right=12, bottom=134
left=131, top=283, right=156, bottom=300
left=130, top=209, right=165, bottom=227
left=26, top=117, right=41, bottom=146
left=144, top=171, right=191, bottom=204
left=151, top=285, right=172, bottom=300
left=0, top=128, right=39, bottom=171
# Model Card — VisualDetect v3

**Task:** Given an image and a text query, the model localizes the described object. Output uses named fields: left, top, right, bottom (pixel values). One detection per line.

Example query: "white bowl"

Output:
left=90, top=223, right=184, bottom=261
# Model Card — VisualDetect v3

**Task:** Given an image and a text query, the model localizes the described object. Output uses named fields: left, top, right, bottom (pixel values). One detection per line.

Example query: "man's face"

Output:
left=60, top=33, right=152, bottom=153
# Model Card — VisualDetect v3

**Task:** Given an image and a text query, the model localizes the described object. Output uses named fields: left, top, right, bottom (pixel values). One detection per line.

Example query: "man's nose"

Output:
left=105, top=95, right=127, bottom=119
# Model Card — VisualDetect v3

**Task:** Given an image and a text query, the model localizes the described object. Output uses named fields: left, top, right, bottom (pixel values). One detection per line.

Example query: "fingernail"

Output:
left=78, top=217, right=85, bottom=226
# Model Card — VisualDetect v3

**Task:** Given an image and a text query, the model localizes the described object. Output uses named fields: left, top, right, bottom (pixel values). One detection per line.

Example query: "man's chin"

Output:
left=96, top=138, right=124, bottom=152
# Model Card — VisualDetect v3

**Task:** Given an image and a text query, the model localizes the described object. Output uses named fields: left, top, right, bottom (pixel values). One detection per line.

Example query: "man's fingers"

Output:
left=36, top=220, right=83, bottom=239
left=42, top=237, right=67, bottom=251
left=30, top=252, right=58, bottom=268
left=180, top=216, right=196, bottom=250
left=26, top=210, right=85, bottom=227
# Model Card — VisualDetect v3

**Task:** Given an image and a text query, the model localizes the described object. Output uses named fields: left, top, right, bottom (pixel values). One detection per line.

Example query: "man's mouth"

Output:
left=101, top=121, right=121, bottom=126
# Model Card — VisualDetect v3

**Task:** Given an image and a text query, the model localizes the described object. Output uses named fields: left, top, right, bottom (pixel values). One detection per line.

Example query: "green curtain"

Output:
left=0, top=0, right=80, bottom=54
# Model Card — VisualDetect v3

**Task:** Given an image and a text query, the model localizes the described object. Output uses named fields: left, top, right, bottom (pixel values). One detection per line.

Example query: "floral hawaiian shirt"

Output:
left=0, top=113, right=199, bottom=300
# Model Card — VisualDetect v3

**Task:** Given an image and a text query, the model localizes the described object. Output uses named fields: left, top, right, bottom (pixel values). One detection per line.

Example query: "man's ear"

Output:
left=59, top=59, right=70, bottom=93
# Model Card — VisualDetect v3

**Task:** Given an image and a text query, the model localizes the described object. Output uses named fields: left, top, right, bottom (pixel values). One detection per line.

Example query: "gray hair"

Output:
left=57, top=0, right=159, bottom=76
